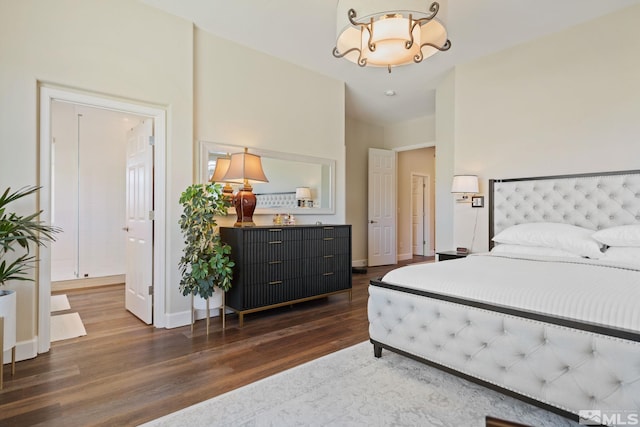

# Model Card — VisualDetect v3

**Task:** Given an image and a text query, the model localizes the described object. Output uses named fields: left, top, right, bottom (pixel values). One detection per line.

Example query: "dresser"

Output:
left=220, top=224, right=352, bottom=326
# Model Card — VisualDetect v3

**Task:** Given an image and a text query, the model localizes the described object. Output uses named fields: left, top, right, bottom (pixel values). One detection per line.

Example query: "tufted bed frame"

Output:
left=368, top=169, right=640, bottom=423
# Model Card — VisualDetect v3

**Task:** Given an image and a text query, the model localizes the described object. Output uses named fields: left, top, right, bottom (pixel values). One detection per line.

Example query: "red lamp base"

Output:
left=233, top=187, right=257, bottom=227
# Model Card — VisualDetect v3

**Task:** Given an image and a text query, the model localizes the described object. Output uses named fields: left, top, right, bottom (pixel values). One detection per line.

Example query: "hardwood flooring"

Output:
left=0, top=257, right=432, bottom=427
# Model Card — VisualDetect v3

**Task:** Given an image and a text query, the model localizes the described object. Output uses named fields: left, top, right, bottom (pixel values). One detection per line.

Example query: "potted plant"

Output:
left=0, top=186, right=59, bottom=388
left=178, top=183, right=234, bottom=333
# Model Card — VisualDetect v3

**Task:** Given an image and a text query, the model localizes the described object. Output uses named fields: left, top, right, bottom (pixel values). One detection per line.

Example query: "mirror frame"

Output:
left=199, top=141, right=336, bottom=215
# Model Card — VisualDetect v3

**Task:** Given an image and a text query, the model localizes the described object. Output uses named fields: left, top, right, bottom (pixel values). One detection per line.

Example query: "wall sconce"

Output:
left=222, top=147, right=269, bottom=227
left=451, top=175, right=479, bottom=202
left=295, top=187, right=312, bottom=207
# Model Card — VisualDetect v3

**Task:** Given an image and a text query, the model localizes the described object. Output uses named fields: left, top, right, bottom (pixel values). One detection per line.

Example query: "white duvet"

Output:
left=380, top=253, right=640, bottom=333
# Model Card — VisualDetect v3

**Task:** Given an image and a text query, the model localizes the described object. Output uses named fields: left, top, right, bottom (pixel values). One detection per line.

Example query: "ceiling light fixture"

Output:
left=332, top=0, right=451, bottom=73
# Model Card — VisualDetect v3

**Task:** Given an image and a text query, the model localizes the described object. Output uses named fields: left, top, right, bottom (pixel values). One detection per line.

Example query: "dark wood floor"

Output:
left=0, top=256, right=432, bottom=427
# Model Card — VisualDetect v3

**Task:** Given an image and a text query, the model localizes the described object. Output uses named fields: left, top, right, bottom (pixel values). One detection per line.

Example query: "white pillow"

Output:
left=600, top=247, right=640, bottom=265
left=592, top=224, right=640, bottom=247
left=492, top=222, right=604, bottom=259
left=491, top=244, right=581, bottom=258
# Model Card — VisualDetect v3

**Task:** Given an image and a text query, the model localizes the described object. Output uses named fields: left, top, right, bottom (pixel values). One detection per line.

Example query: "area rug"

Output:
left=50, top=312, right=87, bottom=342
left=140, top=342, right=578, bottom=427
left=50, top=294, right=71, bottom=312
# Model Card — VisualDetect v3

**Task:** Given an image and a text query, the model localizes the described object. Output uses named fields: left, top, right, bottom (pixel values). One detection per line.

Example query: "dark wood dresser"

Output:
left=220, top=224, right=352, bottom=326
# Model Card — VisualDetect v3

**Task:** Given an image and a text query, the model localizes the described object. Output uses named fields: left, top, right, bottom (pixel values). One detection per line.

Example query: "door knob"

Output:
left=122, top=227, right=129, bottom=232
left=369, top=220, right=377, bottom=224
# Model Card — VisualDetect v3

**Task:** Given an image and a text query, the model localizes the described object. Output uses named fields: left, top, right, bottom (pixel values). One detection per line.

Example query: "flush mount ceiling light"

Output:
left=332, top=0, right=451, bottom=73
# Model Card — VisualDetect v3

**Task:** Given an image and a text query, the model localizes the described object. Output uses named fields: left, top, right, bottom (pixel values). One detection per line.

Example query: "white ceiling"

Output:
left=141, top=0, right=639, bottom=125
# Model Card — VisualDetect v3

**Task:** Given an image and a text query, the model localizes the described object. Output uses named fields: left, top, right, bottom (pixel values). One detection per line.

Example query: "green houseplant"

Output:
left=0, top=186, right=59, bottom=387
left=0, top=186, right=60, bottom=285
left=178, top=183, right=234, bottom=331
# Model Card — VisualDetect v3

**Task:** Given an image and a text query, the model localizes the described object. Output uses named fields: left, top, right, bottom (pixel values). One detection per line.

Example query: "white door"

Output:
left=412, top=175, right=425, bottom=256
left=125, top=119, right=154, bottom=324
left=368, top=148, right=396, bottom=266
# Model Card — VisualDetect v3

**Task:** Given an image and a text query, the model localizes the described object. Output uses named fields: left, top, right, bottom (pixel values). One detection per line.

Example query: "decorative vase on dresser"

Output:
left=0, top=288, right=16, bottom=389
left=220, top=224, right=352, bottom=327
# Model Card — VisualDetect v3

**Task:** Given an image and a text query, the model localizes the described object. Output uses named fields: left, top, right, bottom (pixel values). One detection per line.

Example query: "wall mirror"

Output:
left=199, top=141, right=336, bottom=215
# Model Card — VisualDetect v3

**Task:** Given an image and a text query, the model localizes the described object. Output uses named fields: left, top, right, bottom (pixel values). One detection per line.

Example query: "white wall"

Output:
left=434, top=71, right=457, bottom=252
left=193, top=28, right=345, bottom=230
left=383, top=115, right=436, bottom=149
left=1, top=0, right=348, bottom=356
left=450, top=4, right=640, bottom=253
left=0, top=0, right=193, bottom=357
left=51, top=102, right=135, bottom=281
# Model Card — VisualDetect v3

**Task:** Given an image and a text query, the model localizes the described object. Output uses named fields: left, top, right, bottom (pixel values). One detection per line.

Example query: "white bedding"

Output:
left=381, top=253, right=640, bottom=333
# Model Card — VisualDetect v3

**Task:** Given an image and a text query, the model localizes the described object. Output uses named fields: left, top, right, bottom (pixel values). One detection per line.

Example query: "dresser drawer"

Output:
left=245, top=240, right=304, bottom=262
left=306, top=237, right=350, bottom=257
left=303, top=269, right=351, bottom=297
left=243, top=278, right=303, bottom=309
left=303, top=226, right=350, bottom=240
left=243, top=227, right=303, bottom=243
left=303, top=254, right=350, bottom=275
left=243, top=259, right=301, bottom=285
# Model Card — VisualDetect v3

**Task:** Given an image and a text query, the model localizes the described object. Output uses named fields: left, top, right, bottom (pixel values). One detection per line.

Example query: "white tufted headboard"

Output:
left=489, top=170, right=640, bottom=247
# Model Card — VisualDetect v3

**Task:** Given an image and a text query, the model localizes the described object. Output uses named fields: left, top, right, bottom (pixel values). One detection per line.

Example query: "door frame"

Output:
left=38, top=85, right=167, bottom=354
left=410, top=173, right=431, bottom=256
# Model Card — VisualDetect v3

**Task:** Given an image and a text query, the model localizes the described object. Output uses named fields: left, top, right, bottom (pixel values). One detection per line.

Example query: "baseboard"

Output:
left=2, top=337, right=37, bottom=364
left=52, top=274, right=125, bottom=291
left=164, top=310, right=192, bottom=329
left=163, top=308, right=229, bottom=329
left=397, top=252, right=412, bottom=261
left=352, top=259, right=367, bottom=268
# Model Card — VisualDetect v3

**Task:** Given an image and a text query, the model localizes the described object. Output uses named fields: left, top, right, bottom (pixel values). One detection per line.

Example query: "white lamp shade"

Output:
left=209, top=157, right=230, bottom=182
left=335, top=0, right=449, bottom=68
left=222, top=151, right=268, bottom=183
left=451, top=175, right=479, bottom=194
left=295, top=187, right=312, bottom=200
left=210, top=157, right=243, bottom=184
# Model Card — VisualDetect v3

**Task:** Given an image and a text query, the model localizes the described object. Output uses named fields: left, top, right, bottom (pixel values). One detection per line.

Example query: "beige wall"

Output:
left=346, top=114, right=437, bottom=265
left=345, top=117, right=384, bottom=265
left=194, top=28, right=346, bottom=229
left=396, top=148, right=436, bottom=259
left=0, top=0, right=346, bottom=360
left=0, top=0, right=193, bottom=359
left=449, top=4, right=640, bottom=252
left=383, top=115, right=436, bottom=149
left=434, top=71, right=457, bottom=252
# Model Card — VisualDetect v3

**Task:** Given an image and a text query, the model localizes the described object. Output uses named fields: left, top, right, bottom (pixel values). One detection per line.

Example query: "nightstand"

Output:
left=436, top=251, right=469, bottom=261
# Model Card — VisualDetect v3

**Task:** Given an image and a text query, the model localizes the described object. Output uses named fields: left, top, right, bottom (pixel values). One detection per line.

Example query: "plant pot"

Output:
left=0, top=289, right=17, bottom=355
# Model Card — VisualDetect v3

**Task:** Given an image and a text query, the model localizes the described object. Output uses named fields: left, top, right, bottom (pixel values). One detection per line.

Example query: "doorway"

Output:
left=396, top=146, right=436, bottom=260
left=39, top=86, right=167, bottom=354
left=50, top=102, right=141, bottom=284
left=411, top=174, right=431, bottom=256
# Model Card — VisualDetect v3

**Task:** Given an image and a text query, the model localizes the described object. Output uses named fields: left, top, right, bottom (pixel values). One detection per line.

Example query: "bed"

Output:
left=368, top=170, right=640, bottom=425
